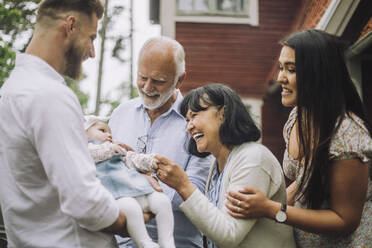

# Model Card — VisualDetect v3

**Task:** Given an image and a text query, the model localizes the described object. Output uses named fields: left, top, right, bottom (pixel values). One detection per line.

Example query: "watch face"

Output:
left=275, top=211, right=287, bottom=223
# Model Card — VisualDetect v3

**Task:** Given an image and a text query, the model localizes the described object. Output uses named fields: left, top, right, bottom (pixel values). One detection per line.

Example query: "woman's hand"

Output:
left=286, top=181, right=298, bottom=206
left=115, top=142, right=134, bottom=152
left=225, top=187, right=276, bottom=219
left=155, top=155, right=196, bottom=200
left=144, top=173, right=163, bottom=192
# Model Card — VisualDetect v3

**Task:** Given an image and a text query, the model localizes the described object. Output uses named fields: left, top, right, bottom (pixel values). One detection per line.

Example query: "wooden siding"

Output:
left=299, top=0, right=332, bottom=29
left=176, top=0, right=304, bottom=98
left=360, top=17, right=372, bottom=39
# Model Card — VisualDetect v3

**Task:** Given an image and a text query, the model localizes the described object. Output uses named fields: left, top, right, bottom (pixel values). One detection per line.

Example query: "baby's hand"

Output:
left=152, top=158, right=159, bottom=170
left=126, top=152, right=158, bottom=173
left=111, top=143, right=126, bottom=156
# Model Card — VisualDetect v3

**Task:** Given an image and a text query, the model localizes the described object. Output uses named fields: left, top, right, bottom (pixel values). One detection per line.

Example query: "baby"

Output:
left=84, top=115, right=175, bottom=248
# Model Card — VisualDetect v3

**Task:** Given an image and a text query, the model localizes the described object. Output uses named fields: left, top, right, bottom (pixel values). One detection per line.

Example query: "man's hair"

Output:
left=37, top=0, right=104, bottom=23
left=138, top=37, right=186, bottom=79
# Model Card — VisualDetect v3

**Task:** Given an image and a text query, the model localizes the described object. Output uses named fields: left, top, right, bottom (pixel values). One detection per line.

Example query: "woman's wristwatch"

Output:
left=275, top=203, right=287, bottom=223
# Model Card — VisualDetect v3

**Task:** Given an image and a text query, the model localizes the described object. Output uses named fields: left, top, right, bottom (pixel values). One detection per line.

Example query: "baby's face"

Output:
left=86, top=121, right=112, bottom=142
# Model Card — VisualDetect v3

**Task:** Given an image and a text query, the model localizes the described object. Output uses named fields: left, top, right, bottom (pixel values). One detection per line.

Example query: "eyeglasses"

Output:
left=136, top=135, right=148, bottom=154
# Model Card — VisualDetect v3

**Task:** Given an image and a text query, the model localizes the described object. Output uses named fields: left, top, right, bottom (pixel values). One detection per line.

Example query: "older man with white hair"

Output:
left=109, top=37, right=212, bottom=248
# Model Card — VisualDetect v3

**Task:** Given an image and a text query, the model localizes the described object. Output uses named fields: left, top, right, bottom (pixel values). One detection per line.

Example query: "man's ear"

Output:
left=175, top=72, right=186, bottom=89
left=64, top=15, right=76, bottom=37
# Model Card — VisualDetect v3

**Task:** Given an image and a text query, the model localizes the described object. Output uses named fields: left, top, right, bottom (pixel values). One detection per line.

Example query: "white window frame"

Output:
left=316, top=0, right=359, bottom=36
left=177, top=0, right=251, bottom=17
left=160, top=0, right=259, bottom=37
left=242, top=97, right=263, bottom=142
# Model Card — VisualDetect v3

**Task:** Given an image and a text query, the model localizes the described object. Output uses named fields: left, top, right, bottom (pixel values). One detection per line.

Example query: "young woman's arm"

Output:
left=226, top=158, right=369, bottom=235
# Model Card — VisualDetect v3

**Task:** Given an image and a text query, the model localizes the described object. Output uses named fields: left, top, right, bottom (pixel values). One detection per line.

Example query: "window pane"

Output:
left=177, top=0, right=250, bottom=17
left=217, top=0, right=245, bottom=13
left=178, top=0, right=209, bottom=13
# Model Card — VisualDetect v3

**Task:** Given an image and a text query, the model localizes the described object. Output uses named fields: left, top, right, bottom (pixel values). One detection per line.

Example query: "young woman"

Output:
left=226, top=29, right=372, bottom=247
left=154, top=84, right=295, bottom=247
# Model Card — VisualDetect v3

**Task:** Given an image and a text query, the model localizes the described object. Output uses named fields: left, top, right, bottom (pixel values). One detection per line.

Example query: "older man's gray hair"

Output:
left=138, top=36, right=186, bottom=80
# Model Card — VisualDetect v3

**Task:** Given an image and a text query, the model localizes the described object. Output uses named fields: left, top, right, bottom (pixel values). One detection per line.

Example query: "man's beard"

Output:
left=139, top=82, right=176, bottom=110
left=64, top=42, right=84, bottom=80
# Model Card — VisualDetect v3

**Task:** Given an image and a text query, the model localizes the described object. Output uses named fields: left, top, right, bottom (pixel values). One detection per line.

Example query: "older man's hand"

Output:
left=102, top=211, right=154, bottom=237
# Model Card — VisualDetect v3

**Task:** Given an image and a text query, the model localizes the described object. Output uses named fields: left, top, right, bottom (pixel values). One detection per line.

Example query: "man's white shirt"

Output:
left=0, top=54, right=119, bottom=248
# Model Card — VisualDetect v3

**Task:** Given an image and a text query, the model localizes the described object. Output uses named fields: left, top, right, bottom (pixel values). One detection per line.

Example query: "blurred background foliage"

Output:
left=0, top=0, right=134, bottom=115
left=0, top=0, right=39, bottom=87
left=0, top=0, right=91, bottom=107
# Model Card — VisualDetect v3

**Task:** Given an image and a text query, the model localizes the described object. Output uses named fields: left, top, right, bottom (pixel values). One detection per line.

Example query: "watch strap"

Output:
left=281, top=203, right=287, bottom=212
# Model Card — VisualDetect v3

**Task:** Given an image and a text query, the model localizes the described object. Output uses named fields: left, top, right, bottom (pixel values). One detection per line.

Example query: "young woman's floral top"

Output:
left=283, top=107, right=372, bottom=248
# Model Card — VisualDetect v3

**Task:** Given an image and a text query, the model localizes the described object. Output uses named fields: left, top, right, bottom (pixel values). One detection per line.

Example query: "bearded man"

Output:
left=109, top=37, right=212, bottom=248
left=0, top=1, right=128, bottom=247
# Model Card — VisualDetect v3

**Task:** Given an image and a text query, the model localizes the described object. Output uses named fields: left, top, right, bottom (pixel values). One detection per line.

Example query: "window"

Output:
left=160, top=0, right=258, bottom=37
left=177, top=0, right=250, bottom=17
left=242, top=98, right=263, bottom=131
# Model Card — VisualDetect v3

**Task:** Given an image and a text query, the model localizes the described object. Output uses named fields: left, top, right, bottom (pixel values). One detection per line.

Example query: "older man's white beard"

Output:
left=140, top=84, right=176, bottom=110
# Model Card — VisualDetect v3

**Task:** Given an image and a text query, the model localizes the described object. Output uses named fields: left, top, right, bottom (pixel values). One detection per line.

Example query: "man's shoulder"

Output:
left=3, top=66, right=75, bottom=107
left=33, top=80, right=76, bottom=106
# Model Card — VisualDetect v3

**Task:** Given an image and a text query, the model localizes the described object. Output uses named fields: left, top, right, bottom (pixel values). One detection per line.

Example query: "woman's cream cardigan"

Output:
left=180, top=142, right=296, bottom=248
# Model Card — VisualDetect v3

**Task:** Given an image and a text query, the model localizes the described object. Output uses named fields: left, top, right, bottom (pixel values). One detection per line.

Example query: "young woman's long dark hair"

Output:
left=281, top=29, right=372, bottom=209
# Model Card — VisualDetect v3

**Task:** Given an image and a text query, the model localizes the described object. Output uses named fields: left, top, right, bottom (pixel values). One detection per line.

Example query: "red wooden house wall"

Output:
left=177, top=0, right=305, bottom=98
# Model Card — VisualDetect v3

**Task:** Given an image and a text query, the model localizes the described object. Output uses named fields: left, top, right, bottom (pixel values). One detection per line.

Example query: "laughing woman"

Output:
left=155, top=84, right=295, bottom=248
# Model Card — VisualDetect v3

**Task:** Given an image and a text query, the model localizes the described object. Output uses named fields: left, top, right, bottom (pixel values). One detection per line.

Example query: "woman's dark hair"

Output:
left=281, top=29, right=372, bottom=209
left=180, top=83, right=261, bottom=157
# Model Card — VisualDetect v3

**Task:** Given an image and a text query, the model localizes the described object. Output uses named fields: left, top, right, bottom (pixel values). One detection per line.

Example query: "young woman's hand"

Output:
left=225, top=187, right=276, bottom=219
